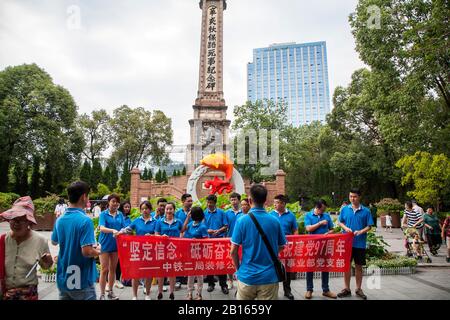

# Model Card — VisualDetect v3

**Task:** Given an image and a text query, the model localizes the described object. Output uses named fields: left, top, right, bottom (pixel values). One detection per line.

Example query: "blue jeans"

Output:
left=59, top=285, right=97, bottom=300
left=306, top=272, right=330, bottom=292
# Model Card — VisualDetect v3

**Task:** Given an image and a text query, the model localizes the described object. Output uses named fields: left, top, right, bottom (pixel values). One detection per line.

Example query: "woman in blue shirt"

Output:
left=181, top=206, right=208, bottom=300
left=155, top=202, right=182, bottom=300
left=119, top=200, right=156, bottom=300
left=98, top=194, right=126, bottom=300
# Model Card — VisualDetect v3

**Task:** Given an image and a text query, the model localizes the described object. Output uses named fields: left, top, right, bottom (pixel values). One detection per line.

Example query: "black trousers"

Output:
left=206, top=275, right=227, bottom=288
left=283, top=272, right=295, bottom=294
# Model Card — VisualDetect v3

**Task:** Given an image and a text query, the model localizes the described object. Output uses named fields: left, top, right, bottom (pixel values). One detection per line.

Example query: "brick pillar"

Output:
left=130, top=168, right=141, bottom=208
left=275, top=169, right=286, bottom=195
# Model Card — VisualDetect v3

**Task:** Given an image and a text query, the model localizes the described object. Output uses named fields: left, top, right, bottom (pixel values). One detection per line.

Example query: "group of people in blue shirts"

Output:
left=52, top=180, right=374, bottom=301
left=96, top=192, right=253, bottom=300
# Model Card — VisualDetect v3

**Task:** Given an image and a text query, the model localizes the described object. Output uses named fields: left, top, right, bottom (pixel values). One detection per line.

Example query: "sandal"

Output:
left=337, top=288, right=351, bottom=298
left=355, top=289, right=367, bottom=300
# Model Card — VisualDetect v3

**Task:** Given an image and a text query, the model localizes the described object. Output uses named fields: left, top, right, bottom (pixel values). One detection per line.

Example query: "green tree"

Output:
left=30, top=157, right=41, bottom=199
left=162, top=170, right=168, bottom=183
left=155, top=169, right=162, bottom=183
left=0, top=64, right=84, bottom=193
left=41, top=160, right=52, bottom=197
left=109, top=161, right=119, bottom=190
left=396, top=152, right=450, bottom=210
left=102, top=164, right=111, bottom=187
left=349, top=1, right=450, bottom=155
left=91, top=159, right=103, bottom=192
left=79, top=160, right=91, bottom=186
left=232, top=99, right=290, bottom=182
left=350, top=0, right=449, bottom=110
left=96, top=183, right=111, bottom=199
left=110, top=106, right=173, bottom=171
left=142, top=167, right=149, bottom=180
left=282, top=123, right=347, bottom=203
left=182, top=166, right=186, bottom=176
left=148, top=168, right=153, bottom=180
left=79, top=109, right=110, bottom=164
left=328, top=69, right=406, bottom=199
left=120, top=160, right=131, bottom=194
left=13, top=161, right=29, bottom=196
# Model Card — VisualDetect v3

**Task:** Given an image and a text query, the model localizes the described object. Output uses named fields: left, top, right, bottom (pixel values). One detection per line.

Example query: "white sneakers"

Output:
left=114, top=280, right=124, bottom=289
left=145, top=295, right=151, bottom=300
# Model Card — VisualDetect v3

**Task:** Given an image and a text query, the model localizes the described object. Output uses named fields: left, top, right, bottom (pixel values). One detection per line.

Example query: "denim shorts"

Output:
left=59, top=285, right=97, bottom=300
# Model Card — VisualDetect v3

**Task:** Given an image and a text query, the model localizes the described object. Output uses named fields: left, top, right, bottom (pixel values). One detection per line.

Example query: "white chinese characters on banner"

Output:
left=126, top=240, right=234, bottom=273
left=280, top=238, right=349, bottom=270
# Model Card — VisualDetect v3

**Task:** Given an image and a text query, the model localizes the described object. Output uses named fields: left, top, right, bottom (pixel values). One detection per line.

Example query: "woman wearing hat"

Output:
left=0, top=196, right=53, bottom=300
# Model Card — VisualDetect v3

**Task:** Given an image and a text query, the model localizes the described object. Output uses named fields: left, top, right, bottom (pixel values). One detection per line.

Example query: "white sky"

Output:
left=0, top=0, right=365, bottom=162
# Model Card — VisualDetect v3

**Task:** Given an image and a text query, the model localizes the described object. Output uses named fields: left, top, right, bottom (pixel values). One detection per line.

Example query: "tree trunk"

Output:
left=0, top=157, right=11, bottom=192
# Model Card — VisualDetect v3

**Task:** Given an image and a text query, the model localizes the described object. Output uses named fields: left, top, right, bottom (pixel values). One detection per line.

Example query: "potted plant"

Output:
left=375, top=198, right=403, bottom=228
left=0, top=192, right=20, bottom=213
left=33, top=195, right=59, bottom=231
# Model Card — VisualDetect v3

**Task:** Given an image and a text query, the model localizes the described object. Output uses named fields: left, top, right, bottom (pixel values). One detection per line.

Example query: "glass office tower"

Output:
left=247, top=42, right=331, bottom=126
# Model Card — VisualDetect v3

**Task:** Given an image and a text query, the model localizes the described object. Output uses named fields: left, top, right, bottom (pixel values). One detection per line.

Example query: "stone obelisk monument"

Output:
left=187, top=0, right=231, bottom=173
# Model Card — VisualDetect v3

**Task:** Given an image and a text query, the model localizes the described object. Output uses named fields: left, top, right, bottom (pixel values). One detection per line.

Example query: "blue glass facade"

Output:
left=247, top=42, right=331, bottom=126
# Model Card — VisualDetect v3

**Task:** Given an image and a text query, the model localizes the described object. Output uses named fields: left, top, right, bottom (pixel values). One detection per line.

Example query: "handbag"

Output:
left=0, top=233, right=6, bottom=299
left=248, top=212, right=287, bottom=283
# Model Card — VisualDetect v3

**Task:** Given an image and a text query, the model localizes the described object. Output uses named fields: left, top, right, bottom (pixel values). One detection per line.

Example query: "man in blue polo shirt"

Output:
left=51, top=181, right=100, bottom=300
left=304, top=199, right=337, bottom=299
left=204, top=194, right=229, bottom=294
left=226, top=193, right=243, bottom=238
left=269, top=194, right=298, bottom=300
left=337, top=188, right=374, bottom=300
left=231, top=184, right=287, bottom=300
left=175, top=193, right=193, bottom=228
left=152, top=198, right=167, bottom=221
left=225, top=192, right=243, bottom=289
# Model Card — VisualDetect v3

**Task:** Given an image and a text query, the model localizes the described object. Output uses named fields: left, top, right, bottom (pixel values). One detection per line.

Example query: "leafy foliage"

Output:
left=375, top=198, right=403, bottom=212
left=396, top=152, right=450, bottom=210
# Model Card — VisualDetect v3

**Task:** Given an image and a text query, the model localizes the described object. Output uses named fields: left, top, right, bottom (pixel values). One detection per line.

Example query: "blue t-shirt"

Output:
left=269, top=209, right=298, bottom=235
left=175, top=208, right=192, bottom=224
left=231, top=207, right=287, bottom=285
left=51, top=208, right=97, bottom=292
left=338, top=204, right=374, bottom=249
left=226, top=208, right=242, bottom=237
left=129, top=216, right=157, bottom=236
left=184, top=221, right=209, bottom=239
left=151, top=211, right=164, bottom=221
left=98, top=209, right=126, bottom=253
left=155, top=218, right=183, bottom=237
left=304, top=210, right=334, bottom=234
left=123, top=215, right=132, bottom=228
left=204, top=207, right=228, bottom=238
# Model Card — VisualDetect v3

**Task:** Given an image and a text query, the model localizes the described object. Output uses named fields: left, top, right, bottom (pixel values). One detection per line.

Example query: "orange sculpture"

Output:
left=200, top=153, right=234, bottom=195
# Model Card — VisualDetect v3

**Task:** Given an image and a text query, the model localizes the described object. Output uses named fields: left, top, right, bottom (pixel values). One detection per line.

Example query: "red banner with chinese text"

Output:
left=117, top=233, right=353, bottom=279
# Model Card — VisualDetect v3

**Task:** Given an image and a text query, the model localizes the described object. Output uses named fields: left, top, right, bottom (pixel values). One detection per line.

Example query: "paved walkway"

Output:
left=1, top=221, right=449, bottom=300
left=36, top=267, right=450, bottom=300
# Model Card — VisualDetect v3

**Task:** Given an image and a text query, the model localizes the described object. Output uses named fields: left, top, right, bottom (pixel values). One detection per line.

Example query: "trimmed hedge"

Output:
left=0, top=192, right=20, bottom=211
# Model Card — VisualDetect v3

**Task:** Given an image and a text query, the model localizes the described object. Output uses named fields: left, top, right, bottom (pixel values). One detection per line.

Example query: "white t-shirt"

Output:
left=93, top=205, right=102, bottom=218
left=54, top=204, right=67, bottom=218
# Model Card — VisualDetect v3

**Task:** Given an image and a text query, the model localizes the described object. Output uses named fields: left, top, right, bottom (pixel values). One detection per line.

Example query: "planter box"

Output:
left=32, top=213, right=56, bottom=231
